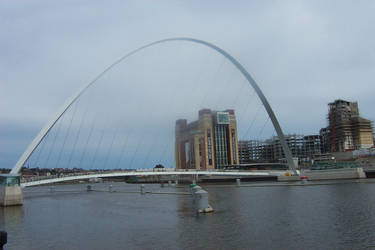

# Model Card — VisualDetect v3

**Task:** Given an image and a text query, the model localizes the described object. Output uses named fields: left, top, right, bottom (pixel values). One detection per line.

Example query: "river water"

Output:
left=1, top=180, right=375, bottom=249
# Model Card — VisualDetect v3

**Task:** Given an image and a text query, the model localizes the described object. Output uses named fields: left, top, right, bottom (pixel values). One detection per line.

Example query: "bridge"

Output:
left=1, top=37, right=299, bottom=206
left=20, top=169, right=289, bottom=188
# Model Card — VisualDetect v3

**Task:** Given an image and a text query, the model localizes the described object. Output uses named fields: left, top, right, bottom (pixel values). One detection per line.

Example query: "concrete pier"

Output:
left=140, top=184, right=145, bottom=194
left=0, top=174, right=23, bottom=207
left=236, top=178, right=241, bottom=186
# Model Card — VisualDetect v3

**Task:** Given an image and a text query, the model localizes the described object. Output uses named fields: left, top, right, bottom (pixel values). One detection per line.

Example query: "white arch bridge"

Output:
left=10, top=37, right=297, bottom=176
left=21, top=169, right=290, bottom=188
left=1, top=37, right=299, bottom=206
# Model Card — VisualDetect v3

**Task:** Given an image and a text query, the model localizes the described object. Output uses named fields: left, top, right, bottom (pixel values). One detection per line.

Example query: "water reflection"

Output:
left=0, top=206, right=24, bottom=227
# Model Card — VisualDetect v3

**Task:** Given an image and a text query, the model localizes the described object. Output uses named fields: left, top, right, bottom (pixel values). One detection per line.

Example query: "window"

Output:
left=207, top=129, right=213, bottom=165
left=232, top=129, right=237, bottom=165
left=199, top=138, right=203, bottom=168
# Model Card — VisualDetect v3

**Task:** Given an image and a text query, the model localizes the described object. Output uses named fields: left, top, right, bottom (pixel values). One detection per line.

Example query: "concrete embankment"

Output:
left=278, top=168, right=366, bottom=182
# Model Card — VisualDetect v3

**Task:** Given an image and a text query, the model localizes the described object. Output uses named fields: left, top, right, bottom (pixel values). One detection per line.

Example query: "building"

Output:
left=272, top=134, right=305, bottom=161
left=328, top=99, right=358, bottom=152
left=319, top=127, right=330, bottom=153
left=238, top=134, right=323, bottom=164
left=175, top=109, right=239, bottom=170
left=321, top=99, right=374, bottom=152
left=303, top=135, right=323, bottom=160
left=351, top=116, right=374, bottom=149
left=238, top=140, right=273, bottom=164
left=238, top=99, right=373, bottom=165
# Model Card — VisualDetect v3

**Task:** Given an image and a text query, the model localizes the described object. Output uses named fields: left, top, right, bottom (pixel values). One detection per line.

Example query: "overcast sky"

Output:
left=1, top=0, right=375, bottom=169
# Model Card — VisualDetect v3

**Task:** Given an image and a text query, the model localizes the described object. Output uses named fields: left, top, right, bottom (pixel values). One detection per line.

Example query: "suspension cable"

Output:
left=31, top=130, right=49, bottom=168
left=54, top=98, right=80, bottom=169
left=43, top=110, right=66, bottom=168
left=77, top=115, right=97, bottom=169
left=241, top=104, right=264, bottom=140
left=66, top=94, right=91, bottom=168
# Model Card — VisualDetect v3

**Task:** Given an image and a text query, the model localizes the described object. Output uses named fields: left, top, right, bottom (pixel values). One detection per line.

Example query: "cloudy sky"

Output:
left=1, top=0, right=374, bottom=169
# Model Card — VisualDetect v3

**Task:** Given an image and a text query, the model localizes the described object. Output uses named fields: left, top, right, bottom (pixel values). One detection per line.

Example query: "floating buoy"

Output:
left=191, top=185, right=202, bottom=194
left=300, top=176, right=308, bottom=184
left=194, top=189, right=213, bottom=213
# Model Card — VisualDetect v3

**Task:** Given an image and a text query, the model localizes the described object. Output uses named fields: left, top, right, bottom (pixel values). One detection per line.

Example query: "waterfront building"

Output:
left=239, top=134, right=323, bottom=164
left=319, top=127, right=331, bottom=153
left=272, top=134, right=305, bottom=161
left=303, top=135, right=323, bottom=160
left=321, top=99, right=374, bottom=152
left=351, top=116, right=374, bottom=149
left=175, top=109, right=239, bottom=170
left=238, top=140, right=273, bottom=164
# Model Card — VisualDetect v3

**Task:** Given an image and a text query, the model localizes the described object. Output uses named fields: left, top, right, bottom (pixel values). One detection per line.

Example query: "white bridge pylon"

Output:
left=11, top=37, right=298, bottom=175
left=21, top=170, right=289, bottom=188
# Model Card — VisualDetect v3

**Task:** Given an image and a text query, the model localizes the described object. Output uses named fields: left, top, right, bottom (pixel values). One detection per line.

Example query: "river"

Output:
left=1, top=180, right=375, bottom=249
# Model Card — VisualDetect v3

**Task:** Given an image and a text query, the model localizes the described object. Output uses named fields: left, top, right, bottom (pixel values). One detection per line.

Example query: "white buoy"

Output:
left=191, top=185, right=202, bottom=194
left=194, top=189, right=213, bottom=213
left=109, top=184, right=113, bottom=193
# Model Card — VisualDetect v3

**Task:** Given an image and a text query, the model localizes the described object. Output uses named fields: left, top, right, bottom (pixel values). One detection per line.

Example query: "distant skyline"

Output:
left=1, top=0, right=374, bottom=168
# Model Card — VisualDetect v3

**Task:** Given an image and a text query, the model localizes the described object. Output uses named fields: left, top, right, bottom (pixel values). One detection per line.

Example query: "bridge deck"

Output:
left=21, top=170, right=288, bottom=187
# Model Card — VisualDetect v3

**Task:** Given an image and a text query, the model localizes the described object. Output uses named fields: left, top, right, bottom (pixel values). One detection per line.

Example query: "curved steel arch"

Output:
left=11, top=37, right=298, bottom=175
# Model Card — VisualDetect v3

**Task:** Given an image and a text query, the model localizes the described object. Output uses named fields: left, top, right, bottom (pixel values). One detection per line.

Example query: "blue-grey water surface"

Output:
left=2, top=180, right=375, bottom=249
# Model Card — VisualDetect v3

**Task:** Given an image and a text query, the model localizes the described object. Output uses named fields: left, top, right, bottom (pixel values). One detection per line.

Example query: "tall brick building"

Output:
left=175, top=109, right=239, bottom=170
left=321, top=99, right=374, bottom=152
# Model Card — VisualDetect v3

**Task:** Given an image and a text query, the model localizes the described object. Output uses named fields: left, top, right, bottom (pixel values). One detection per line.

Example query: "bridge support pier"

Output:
left=236, top=178, right=241, bottom=186
left=0, top=174, right=23, bottom=207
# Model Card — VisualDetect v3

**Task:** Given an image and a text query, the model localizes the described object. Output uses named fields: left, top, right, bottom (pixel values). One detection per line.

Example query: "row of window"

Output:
left=214, top=125, right=229, bottom=169
left=207, top=129, right=213, bottom=165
